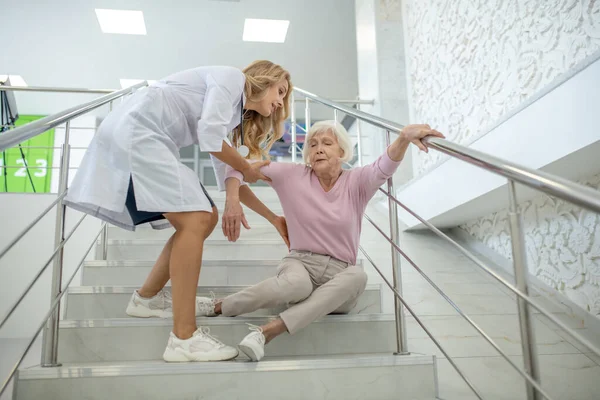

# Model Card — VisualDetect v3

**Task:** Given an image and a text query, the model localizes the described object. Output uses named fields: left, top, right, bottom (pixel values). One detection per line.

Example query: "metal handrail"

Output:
left=0, top=84, right=373, bottom=104
left=0, top=223, right=106, bottom=397
left=0, top=213, right=87, bottom=331
left=423, top=137, right=600, bottom=214
left=0, top=81, right=147, bottom=151
left=0, top=192, right=66, bottom=260
left=379, top=187, right=600, bottom=359
left=295, top=87, right=402, bottom=132
left=294, top=88, right=600, bottom=215
left=362, top=214, right=555, bottom=399
left=294, top=88, right=600, bottom=400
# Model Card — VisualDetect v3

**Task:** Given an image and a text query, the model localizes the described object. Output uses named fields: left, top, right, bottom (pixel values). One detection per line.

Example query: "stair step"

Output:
left=99, top=239, right=291, bottom=261
left=82, top=259, right=365, bottom=286
left=64, top=284, right=382, bottom=319
left=57, top=315, right=397, bottom=363
left=105, top=224, right=284, bottom=240
left=14, top=354, right=436, bottom=400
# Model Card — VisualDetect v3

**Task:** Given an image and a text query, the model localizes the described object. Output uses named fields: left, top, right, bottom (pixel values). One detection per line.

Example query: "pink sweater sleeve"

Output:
left=356, top=147, right=402, bottom=200
left=225, top=161, right=297, bottom=187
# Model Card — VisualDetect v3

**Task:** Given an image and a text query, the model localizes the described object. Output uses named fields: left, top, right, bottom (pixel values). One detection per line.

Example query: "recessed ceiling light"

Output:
left=95, top=9, right=147, bottom=35
left=243, top=19, right=290, bottom=43
left=0, top=75, right=28, bottom=86
left=120, top=79, right=156, bottom=89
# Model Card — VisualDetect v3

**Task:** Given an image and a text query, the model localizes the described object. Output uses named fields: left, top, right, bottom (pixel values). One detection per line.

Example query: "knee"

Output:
left=166, top=208, right=218, bottom=239
left=282, top=276, right=313, bottom=303
left=346, top=267, right=368, bottom=294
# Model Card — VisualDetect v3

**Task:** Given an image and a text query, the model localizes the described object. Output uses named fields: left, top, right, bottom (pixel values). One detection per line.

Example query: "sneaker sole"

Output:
left=125, top=303, right=172, bottom=319
left=238, top=343, right=262, bottom=362
left=163, top=348, right=239, bottom=362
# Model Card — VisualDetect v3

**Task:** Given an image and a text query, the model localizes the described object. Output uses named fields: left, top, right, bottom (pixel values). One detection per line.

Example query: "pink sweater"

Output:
left=226, top=149, right=401, bottom=265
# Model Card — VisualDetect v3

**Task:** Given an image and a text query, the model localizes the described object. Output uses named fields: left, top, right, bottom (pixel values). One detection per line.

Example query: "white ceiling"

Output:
left=2, top=0, right=359, bottom=120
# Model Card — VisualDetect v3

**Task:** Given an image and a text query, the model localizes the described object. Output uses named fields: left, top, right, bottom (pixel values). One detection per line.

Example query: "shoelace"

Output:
left=159, top=290, right=172, bottom=310
left=247, top=324, right=266, bottom=345
left=197, top=327, right=225, bottom=348
left=195, top=291, right=217, bottom=313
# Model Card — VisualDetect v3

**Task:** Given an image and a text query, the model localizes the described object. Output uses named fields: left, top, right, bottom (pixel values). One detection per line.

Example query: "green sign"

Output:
left=1, top=115, right=55, bottom=193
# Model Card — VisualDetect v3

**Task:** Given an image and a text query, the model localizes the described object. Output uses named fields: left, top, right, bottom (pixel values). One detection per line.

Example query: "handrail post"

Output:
left=305, top=98, right=311, bottom=133
left=41, top=121, right=72, bottom=367
left=98, top=101, right=113, bottom=260
left=333, top=109, right=338, bottom=124
left=356, top=103, right=363, bottom=166
left=508, top=180, right=541, bottom=400
left=386, top=130, right=408, bottom=355
left=290, top=92, right=297, bottom=162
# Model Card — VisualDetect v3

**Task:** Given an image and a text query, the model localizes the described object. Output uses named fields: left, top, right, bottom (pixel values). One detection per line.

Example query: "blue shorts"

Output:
left=125, top=178, right=215, bottom=226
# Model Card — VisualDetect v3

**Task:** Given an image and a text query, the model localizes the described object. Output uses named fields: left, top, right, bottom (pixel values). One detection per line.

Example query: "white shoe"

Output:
left=126, top=290, right=218, bottom=318
left=238, top=324, right=266, bottom=362
left=195, top=293, right=218, bottom=317
left=126, top=289, right=173, bottom=318
left=163, top=327, right=239, bottom=362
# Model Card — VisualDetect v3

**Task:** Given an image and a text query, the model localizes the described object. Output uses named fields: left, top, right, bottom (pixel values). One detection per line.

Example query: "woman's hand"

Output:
left=222, top=198, right=250, bottom=242
left=400, top=124, right=445, bottom=153
left=241, top=160, right=272, bottom=183
left=270, top=215, right=290, bottom=250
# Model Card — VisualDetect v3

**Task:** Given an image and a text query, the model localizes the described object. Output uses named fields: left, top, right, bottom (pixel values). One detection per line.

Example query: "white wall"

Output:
left=461, top=171, right=600, bottom=319
left=403, top=0, right=600, bottom=177
left=355, top=0, right=383, bottom=166
left=355, top=0, right=412, bottom=185
left=394, top=54, right=600, bottom=230
left=0, top=194, right=102, bottom=339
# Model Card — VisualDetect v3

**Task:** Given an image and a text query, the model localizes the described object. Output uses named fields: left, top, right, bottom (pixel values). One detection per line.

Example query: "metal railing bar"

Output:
left=0, top=192, right=66, bottom=260
left=0, top=82, right=147, bottom=151
left=0, top=214, right=87, bottom=331
left=0, top=223, right=105, bottom=397
left=357, top=245, right=485, bottom=400
left=362, top=215, right=553, bottom=399
left=423, top=137, right=600, bottom=214
left=378, top=187, right=600, bottom=359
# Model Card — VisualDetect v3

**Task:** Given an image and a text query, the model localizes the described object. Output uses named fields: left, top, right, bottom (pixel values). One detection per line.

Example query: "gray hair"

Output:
left=302, top=120, right=353, bottom=165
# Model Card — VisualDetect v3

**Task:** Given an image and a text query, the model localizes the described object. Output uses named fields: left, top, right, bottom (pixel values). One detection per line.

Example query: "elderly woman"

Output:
left=196, top=120, right=443, bottom=361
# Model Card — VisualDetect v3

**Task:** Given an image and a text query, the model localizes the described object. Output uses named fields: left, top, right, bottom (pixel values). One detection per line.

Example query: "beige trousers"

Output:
left=221, top=250, right=368, bottom=334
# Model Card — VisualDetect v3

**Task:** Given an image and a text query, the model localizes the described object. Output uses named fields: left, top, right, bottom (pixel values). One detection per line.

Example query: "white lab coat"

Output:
left=64, top=66, right=245, bottom=231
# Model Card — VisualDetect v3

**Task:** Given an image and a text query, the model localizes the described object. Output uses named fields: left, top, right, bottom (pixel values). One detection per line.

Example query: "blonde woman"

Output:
left=65, top=60, right=293, bottom=362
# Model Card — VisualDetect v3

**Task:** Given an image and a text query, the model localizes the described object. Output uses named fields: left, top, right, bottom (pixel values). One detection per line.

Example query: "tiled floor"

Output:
left=360, top=200, right=600, bottom=399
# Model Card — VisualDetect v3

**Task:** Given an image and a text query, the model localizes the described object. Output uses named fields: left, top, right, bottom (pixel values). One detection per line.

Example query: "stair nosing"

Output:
left=82, top=259, right=365, bottom=267
left=59, top=314, right=395, bottom=328
left=18, top=353, right=434, bottom=380
left=66, top=283, right=381, bottom=295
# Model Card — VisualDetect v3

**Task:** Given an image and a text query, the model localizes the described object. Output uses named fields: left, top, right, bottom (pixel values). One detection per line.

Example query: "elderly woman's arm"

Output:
left=388, top=124, right=445, bottom=161
left=356, top=124, right=445, bottom=198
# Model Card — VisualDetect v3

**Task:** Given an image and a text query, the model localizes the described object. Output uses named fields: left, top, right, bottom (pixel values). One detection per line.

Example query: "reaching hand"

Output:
left=222, top=199, right=250, bottom=242
left=271, top=215, right=290, bottom=250
left=400, top=124, right=445, bottom=153
left=242, top=160, right=272, bottom=183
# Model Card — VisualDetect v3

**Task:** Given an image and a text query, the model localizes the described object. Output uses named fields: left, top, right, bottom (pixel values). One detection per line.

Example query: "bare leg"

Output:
left=137, top=233, right=175, bottom=298
left=260, top=318, right=288, bottom=344
left=165, top=207, right=218, bottom=339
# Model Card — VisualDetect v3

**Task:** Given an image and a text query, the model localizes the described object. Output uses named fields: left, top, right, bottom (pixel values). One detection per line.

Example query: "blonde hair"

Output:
left=231, top=60, right=293, bottom=159
left=302, top=120, right=353, bottom=165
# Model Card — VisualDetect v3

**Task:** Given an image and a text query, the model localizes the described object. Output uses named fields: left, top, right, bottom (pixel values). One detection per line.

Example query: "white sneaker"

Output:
left=238, top=324, right=266, bottom=362
left=126, top=290, right=219, bottom=318
left=195, top=293, right=217, bottom=317
left=163, top=327, right=239, bottom=362
left=126, top=289, right=173, bottom=318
